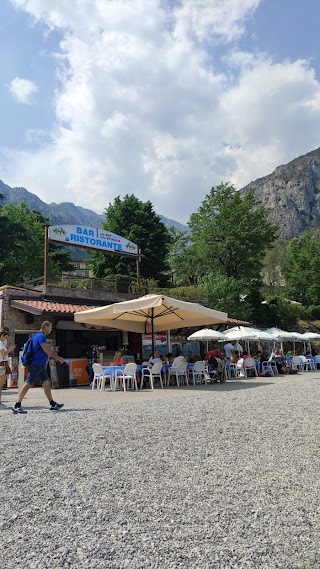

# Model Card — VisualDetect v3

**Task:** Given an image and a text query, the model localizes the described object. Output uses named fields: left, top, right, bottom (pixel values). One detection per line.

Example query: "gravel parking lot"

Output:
left=1, top=373, right=320, bottom=569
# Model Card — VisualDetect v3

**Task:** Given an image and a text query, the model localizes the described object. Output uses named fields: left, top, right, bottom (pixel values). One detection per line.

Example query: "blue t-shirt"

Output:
left=31, top=332, right=48, bottom=365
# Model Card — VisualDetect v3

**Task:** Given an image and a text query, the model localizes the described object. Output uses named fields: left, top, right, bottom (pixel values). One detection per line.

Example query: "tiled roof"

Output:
left=11, top=300, right=98, bottom=315
left=226, top=317, right=251, bottom=325
left=11, top=299, right=250, bottom=324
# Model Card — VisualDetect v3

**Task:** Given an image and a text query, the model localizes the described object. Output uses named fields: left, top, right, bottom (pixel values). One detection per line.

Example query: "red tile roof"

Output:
left=11, top=299, right=250, bottom=324
left=11, top=300, right=98, bottom=315
left=226, top=317, right=251, bottom=325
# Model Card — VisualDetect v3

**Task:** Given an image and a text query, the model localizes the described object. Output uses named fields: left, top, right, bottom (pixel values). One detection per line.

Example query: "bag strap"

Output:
left=31, top=333, right=43, bottom=358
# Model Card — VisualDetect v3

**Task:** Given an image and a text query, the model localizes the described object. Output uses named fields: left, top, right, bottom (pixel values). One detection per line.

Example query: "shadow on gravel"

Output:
left=166, top=381, right=274, bottom=392
left=75, top=382, right=274, bottom=394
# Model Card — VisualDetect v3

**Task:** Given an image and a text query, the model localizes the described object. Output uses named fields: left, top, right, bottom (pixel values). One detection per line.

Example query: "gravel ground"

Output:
left=1, top=374, right=320, bottom=569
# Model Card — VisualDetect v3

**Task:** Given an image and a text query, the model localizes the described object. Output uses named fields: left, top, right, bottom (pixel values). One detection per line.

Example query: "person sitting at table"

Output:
left=269, top=348, right=286, bottom=374
left=242, top=350, right=251, bottom=360
left=172, top=350, right=186, bottom=366
left=190, top=353, right=201, bottom=363
left=229, top=350, right=239, bottom=363
left=113, top=351, right=122, bottom=365
left=164, top=353, right=174, bottom=364
left=121, top=347, right=135, bottom=365
left=206, top=346, right=222, bottom=360
left=148, top=351, right=163, bottom=369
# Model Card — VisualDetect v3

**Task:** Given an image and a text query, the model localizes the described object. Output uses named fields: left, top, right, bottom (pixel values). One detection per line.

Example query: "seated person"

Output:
left=113, top=350, right=122, bottom=365
left=190, top=353, right=202, bottom=363
left=206, top=347, right=222, bottom=360
left=269, top=348, right=286, bottom=374
left=164, top=352, right=174, bottom=364
left=241, top=350, right=251, bottom=360
left=148, top=350, right=163, bottom=369
left=121, top=348, right=135, bottom=365
left=229, top=350, right=239, bottom=363
left=172, top=350, right=186, bottom=366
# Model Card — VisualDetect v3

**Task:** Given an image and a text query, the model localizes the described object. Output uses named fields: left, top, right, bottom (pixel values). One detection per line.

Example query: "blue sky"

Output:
left=1, top=0, right=320, bottom=222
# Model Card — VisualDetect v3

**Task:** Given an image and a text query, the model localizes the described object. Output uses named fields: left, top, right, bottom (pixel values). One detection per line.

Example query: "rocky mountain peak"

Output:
left=241, top=147, right=320, bottom=239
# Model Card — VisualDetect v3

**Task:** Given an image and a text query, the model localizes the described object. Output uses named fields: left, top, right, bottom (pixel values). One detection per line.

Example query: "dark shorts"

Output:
left=26, top=364, right=49, bottom=385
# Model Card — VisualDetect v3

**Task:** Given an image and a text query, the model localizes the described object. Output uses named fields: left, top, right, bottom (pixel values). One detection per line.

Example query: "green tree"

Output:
left=283, top=230, right=320, bottom=305
left=0, top=202, right=72, bottom=285
left=0, top=200, right=29, bottom=285
left=202, top=274, right=253, bottom=321
left=90, top=195, right=172, bottom=286
left=189, top=183, right=278, bottom=280
left=261, top=238, right=288, bottom=294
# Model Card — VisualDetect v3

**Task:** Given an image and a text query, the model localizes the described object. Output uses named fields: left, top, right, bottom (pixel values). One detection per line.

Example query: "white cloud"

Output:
left=3, top=0, right=320, bottom=224
left=9, top=76, right=38, bottom=104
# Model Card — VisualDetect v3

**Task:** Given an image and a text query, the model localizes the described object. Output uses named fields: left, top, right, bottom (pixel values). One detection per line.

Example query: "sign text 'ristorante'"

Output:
left=48, top=225, right=139, bottom=256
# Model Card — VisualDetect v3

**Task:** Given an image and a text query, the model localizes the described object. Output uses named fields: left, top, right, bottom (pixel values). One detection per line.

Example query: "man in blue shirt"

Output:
left=12, top=321, right=65, bottom=414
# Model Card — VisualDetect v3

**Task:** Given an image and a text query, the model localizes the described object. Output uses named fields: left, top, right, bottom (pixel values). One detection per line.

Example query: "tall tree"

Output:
left=189, top=183, right=278, bottom=280
left=90, top=195, right=172, bottom=286
left=283, top=230, right=320, bottom=305
left=0, top=202, right=72, bottom=285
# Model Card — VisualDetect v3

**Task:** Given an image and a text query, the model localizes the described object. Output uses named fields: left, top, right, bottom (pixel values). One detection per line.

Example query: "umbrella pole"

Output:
left=151, top=308, right=155, bottom=355
left=167, top=330, right=171, bottom=353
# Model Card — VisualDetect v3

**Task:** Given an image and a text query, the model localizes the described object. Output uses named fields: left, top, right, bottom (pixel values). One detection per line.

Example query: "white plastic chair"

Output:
left=189, top=361, right=206, bottom=385
left=167, top=361, right=188, bottom=387
left=236, top=358, right=245, bottom=377
left=243, top=358, right=257, bottom=378
left=114, top=363, right=137, bottom=392
left=140, top=362, right=163, bottom=390
left=291, top=356, right=303, bottom=371
left=92, top=363, right=113, bottom=391
left=314, top=355, right=320, bottom=369
left=261, top=361, right=277, bottom=376
left=226, top=363, right=239, bottom=379
left=300, top=355, right=315, bottom=371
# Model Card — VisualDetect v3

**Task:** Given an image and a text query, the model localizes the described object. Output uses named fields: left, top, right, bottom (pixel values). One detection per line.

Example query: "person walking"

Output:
left=12, top=321, right=65, bottom=414
left=0, top=326, right=15, bottom=409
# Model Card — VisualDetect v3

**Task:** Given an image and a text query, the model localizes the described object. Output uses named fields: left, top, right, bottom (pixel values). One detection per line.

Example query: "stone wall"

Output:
left=0, top=287, right=41, bottom=343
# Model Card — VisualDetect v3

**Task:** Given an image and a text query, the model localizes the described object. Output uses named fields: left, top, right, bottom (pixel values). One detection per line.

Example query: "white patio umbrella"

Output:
left=187, top=329, right=226, bottom=342
left=187, top=329, right=227, bottom=352
left=220, top=327, right=255, bottom=353
left=298, top=332, right=320, bottom=354
left=265, top=328, right=302, bottom=353
left=300, top=332, right=320, bottom=340
left=221, top=326, right=257, bottom=341
left=221, top=326, right=274, bottom=354
left=74, top=294, right=227, bottom=353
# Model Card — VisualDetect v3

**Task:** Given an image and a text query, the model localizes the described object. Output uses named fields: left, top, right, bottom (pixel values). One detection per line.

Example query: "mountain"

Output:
left=0, top=179, right=189, bottom=233
left=241, top=147, right=320, bottom=239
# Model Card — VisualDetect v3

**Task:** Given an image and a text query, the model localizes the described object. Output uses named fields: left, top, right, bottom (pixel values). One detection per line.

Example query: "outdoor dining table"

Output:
left=102, top=364, right=147, bottom=379
left=102, top=363, right=173, bottom=385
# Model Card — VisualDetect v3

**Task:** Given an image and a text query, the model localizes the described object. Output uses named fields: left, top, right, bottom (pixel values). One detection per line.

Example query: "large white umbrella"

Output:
left=265, top=327, right=302, bottom=353
left=298, top=332, right=320, bottom=354
left=187, top=329, right=226, bottom=342
left=264, top=327, right=301, bottom=340
left=222, top=326, right=258, bottom=341
left=300, top=332, right=320, bottom=340
left=74, top=294, right=227, bottom=353
left=187, top=328, right=227, bottom=352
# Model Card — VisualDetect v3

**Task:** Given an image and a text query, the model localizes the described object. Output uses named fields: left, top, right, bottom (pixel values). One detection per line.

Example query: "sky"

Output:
left=1, top=0, right=320, bottom=224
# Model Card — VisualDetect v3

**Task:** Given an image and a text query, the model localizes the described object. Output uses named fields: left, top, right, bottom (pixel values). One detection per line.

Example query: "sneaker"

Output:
left=0, top=403, right=8, bottom=409
left=50, top=402, right=64, bottom=411
left=12, top=405, right=27, bottom=414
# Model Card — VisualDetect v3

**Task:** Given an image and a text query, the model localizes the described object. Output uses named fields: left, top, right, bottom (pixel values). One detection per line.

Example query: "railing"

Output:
left=17, top=273, right=159, bottom=295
